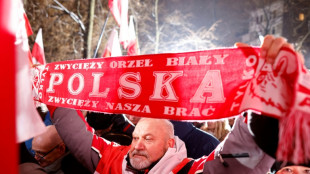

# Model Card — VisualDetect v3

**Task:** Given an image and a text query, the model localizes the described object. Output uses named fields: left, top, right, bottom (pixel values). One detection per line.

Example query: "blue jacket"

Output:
left=171, top=120, right=220, bottom=159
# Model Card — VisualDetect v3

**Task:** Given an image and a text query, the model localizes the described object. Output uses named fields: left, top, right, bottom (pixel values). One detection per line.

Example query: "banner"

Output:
left=33, top=47, right=262, bottom=120
left=32, top=46, right=310, bottom=163
left=32, top=46, right=307, bottom=120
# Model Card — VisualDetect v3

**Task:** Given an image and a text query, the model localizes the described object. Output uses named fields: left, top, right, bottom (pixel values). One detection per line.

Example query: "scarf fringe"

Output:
left=277, top=110, right=310, bottom=164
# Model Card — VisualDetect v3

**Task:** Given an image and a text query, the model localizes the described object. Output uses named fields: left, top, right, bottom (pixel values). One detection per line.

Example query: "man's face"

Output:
left=129, top=119, right=172, bottom=170
left=276, top=166, right=310, bottom=174
left=33, top=144, right=62, bottom=167
left=126, top=114, right=141, bottom=125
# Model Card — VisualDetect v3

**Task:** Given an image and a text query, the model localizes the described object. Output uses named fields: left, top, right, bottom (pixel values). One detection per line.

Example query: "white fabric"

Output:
left=122, top=136, right=187, bottom=174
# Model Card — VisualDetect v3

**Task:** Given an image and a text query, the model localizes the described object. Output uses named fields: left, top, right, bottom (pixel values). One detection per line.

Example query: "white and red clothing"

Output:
left=50, top=107, right=275, bottom=174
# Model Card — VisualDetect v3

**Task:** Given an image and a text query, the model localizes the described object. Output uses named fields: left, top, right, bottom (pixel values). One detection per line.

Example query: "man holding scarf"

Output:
left=48, top=35, right=307, bottom=174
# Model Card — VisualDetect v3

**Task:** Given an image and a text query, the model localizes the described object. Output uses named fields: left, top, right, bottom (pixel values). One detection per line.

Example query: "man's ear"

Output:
left=58, top=142, right=66, bottom=154
left=168, top=138, right=175, bottom=148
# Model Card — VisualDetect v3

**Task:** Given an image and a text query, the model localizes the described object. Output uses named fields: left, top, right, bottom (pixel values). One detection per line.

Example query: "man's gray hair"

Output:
left=139, top=118, right=174, bottom=139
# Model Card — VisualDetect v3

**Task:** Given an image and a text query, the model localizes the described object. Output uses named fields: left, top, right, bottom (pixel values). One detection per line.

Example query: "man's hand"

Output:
left=260, top=35, right=294, bottom=64
left=235, top=34, right=305, bottom=64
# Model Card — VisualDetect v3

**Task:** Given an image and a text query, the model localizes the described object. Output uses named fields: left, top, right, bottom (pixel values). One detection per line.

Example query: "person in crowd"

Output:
left=48, top=107, right=189, bottom=173
left=47, top=35, right=305, bottom=174
left=228, top=117, right=236, bottom=128
left=276, top=166, right=310, bottom=174
left=192, top=121, right=204, bottom=129
left=125, top=114, right=142, bottom=125
left=200, top=119, right=231, bottom=142
left=19, top=142, right=47, bottom=174
left=170, top=120, right=219, bottom=158
left=48, top=106, right=278, bottom=173
left=125, top=114, right=220, bottom=158
left=25, top=106, right=52, bottom=156
left=32, top=125, right=91, bottom=174
left=19, top=162, right=47, bottom=174
left=271, top=161, right=310, bottom=174
left=86, top=112, right=135, bottom=145
left=202, top=112, right=280, bottom=174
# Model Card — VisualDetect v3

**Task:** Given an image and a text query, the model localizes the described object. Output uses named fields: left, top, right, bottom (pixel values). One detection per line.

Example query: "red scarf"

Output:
left=32, top=47, right=310, bottom=164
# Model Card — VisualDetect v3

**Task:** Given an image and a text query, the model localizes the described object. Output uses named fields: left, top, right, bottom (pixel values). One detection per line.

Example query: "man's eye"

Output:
left=304, top=169, right=310, bottom=174
left=133, top=137, right=138, bottom=141
left=282, top=168, right=293, bottom=173
left=145, top=137, right=152, bottom=141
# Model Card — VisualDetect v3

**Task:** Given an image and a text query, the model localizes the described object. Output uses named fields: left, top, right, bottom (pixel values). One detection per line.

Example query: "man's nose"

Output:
left=34, top=155, right=40, bottom=161
left=134, top=139, right=145, bottom=150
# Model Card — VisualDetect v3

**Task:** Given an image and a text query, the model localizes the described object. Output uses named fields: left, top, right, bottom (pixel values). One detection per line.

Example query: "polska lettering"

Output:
left=33, top=48, right=310, bottom=165
left=35, top=47, right=263, bottom=119
left=46, top=70, right=227, bottom=104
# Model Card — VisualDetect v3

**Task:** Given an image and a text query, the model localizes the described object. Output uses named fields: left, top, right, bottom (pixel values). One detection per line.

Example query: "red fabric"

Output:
left=277, top=110, right=310, bottom=164
left=188, top=155, right=212, bottom=174
left=23, top=11, right=33, bottom=36
left=32, top=28, right=46, bottom=65
left=102, top=50, right=111, bottom=58
left=127, top=41, right=138, bottom=56
left=108, top=0, right=129, bottom=49
left=0, top=1, right=18, bottom=173
left=187, top=150, right=216, bottom=173
left=47, top=105, right=57, bottom=118
left=33, top=47, right=310, bottom=164
left=108, top=0, right=121, bottom=26
left=15, top=0, right=45, bottom=143
left=92, top=134, right=130, bottom=174
left=33, top=47, right=261, bottom=120
left=276, top=65, right=310, bottom=164
left=122, top=123, right=131, bottom=132
left=28, top=50, right=34, bottom=67
left=0, top=0, right=44, bottom=172
left=127, top=16, right=138, bottom=56
left=172, top=158, right=193, bottom=173
left=76, top=110, right=94, bottom=133
left=101, top=29, right=122, bottom=58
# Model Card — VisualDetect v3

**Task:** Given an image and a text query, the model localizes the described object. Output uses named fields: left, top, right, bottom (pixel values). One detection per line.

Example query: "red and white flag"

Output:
left=108, top=0, right=121, bottom=25
left=102, top=29, right=122, bottom=57
left=27, top=49, right=34, bottom=67
left=1, top=1, right=18, bottom=172
left=32, top=28, right=46, bottom=65
left=127, top=16, right=138, bottom=56
left=23, top=8, right=33, bottom=37
left=108, top=0, right=129, bottom=49
left=0, top=0, right=45, bottom=172
left=15, top=1, right=46, bottom=143
left=22, top=8, right=34, bottom=66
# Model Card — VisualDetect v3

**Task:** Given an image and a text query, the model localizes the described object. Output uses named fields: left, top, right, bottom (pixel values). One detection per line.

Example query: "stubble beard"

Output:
left=129, top=150, right=152, bottom=170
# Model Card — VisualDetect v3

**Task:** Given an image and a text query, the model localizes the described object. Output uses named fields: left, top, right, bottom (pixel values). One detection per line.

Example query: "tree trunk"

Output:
left=155, top=0, right=159, bottom=53
left=87, top=0, right=95, bottom=58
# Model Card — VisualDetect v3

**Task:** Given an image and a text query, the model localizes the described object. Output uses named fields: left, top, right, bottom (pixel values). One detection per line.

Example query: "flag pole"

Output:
left=93, top=11, right=110, bottom=58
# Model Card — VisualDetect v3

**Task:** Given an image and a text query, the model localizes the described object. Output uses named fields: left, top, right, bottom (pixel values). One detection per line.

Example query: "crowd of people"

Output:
left=18, top=35, right=310, bottom=174
left=200, top=119, right=231, bottom=142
